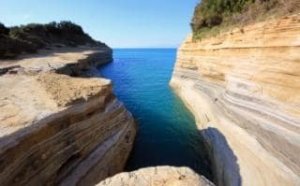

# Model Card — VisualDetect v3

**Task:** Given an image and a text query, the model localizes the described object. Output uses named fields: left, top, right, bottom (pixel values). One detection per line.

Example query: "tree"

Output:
left=0, top=23, right=9, bottom=35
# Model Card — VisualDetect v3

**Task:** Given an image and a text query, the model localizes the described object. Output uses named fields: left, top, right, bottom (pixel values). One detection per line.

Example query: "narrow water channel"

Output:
left=97, top=49, right=212, bottom=179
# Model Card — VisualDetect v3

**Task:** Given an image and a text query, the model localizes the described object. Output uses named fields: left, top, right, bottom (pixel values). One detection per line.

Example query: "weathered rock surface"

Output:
left=0, top=46, right=136, bottom=185
left=97, top=166, right=214, bottom=186
left=170, top=14, right=300, bottom=186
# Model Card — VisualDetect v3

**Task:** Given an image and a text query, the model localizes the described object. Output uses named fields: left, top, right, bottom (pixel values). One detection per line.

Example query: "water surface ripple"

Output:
left=97, top=49, right=211, bottom=179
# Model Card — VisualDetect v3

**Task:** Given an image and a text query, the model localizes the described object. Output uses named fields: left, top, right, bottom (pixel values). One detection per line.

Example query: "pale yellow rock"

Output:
left=97, top=166, right=214, bottom=186
left=170, top=14, right=300, bottom=186
left=0, top=47, right=136, bottom=186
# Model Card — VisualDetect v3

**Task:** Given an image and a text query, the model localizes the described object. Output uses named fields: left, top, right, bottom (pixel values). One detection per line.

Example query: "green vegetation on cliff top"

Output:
left=191, top=0, right=300, bottom=40
left=0, top=21, right=107, bottom=59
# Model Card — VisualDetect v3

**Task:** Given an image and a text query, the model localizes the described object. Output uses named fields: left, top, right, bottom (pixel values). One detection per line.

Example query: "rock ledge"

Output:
left=0, top=46, right=136, bottom=186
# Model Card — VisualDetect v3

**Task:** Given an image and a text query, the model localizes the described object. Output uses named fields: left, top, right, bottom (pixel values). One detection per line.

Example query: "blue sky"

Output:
left=0, top=0, right=199, bottom=48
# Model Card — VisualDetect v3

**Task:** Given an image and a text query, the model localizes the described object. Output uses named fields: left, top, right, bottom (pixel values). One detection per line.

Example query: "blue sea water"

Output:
left=97, top=48, right=211, bottom=179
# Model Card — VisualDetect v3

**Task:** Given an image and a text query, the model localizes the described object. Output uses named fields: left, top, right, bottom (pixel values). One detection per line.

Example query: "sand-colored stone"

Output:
left=0, top=46, right=136, bottom=186
left=170, top=14, right=300, bottom=186
left=97, top=166, right=214, bottom=186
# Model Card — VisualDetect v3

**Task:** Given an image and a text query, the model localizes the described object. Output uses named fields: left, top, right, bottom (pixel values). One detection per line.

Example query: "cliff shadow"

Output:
left=55, top=55, right=112, bottom=78
left=199, top=127, right=242, bottom=186
left=0, top=46, right=111, bottom=79
left=0, top=46, right=102, bottom=62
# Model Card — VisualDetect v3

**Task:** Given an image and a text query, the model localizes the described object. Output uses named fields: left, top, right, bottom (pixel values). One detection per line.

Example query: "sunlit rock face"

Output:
left=0, top=47, right=136, bottom=186
left=170, top=14, right=300, bottom=186
left=97, top=166, right=214, bottom=186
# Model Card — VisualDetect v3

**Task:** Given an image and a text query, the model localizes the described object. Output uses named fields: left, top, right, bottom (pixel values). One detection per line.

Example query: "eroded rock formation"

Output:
left=0, top=46, right=136, bottom=186
left=170, top=14, right=300, bottom=186
left=98, top=166, right=214, bottom=186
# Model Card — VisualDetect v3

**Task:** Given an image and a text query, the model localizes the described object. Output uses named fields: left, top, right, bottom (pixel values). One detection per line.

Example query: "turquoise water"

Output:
left=97, top=49, right=212, bottom=179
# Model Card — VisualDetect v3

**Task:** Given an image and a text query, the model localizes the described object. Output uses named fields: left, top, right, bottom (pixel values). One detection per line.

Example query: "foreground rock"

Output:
left=0, top=46, right=136, bottom=185
left=170, top=14, right=300, bottom=186
left=98, top=166, right=214, bottom=186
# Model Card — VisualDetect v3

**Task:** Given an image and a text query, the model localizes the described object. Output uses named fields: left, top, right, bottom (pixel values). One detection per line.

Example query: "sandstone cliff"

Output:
left=170, top=14, right=300, bottom=186
left=0, top=46, right=136, bottom=185
left=98, top=166, right=213, bottom=186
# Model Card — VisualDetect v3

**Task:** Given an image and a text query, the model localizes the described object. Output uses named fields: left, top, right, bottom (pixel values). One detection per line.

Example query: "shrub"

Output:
left=0, top=21, right=104, bottom=59
left=192, top=0, right=300, bottom=39
left=57, top=21, right=84, bottom=35
left=0, top=23, right=9, bottom=35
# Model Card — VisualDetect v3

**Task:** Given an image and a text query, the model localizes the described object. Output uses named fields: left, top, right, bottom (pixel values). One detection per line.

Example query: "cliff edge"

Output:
left=170, top=14, right=300, bottom=186
left=98, top=166, right=214, bottom=186
left=0, top=46, right=136, bottom=185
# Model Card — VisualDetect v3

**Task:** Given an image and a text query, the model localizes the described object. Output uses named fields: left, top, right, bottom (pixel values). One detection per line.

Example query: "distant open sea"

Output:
left=96, top=48, right=212, bottom=179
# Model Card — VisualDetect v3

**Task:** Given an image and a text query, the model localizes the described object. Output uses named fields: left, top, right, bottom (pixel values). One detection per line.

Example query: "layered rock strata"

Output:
left=98, top=166, right=214, bottom=186
left=0, top=46, right=136, bottom=186
left=170, top=14, right=300, bottom=186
